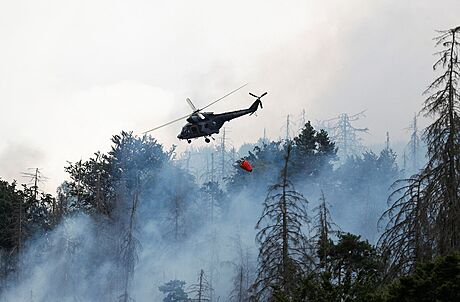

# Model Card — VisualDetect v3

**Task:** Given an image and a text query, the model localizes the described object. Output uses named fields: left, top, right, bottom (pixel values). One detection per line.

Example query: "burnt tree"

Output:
left=252, top=144, right=311, bottom=300
left=379, top=26, right=460, bottom=278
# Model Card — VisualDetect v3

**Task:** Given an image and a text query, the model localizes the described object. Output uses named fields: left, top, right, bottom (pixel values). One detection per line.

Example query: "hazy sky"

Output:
left=0, top=0, right=458, bottom=192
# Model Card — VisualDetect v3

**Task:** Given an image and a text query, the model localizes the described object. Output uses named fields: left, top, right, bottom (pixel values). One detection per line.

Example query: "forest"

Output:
left=0, top=26, right=459, bottom=302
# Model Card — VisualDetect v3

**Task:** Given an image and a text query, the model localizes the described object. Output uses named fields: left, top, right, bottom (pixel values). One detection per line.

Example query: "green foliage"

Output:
left=0, top=180, right=22, bottom=250
left=382, top=253, right=460, bottom=302
left=227, top=140, right=286, bottom=196
left=292, top=121, right=336, bottom=178
left=64, top=131, right=171, bottom=217
left=328, top=233, right=383, bottom=299
left=336, top=149, right=400, bottom=241
left=0, top=179, right=55, bottom=251
left=228, top=122, right=336, bottom=197
left=276, top=233, right=384, bottom=302
left=159, top=280, right=189, bottom=302
left=336, top=149, right=399, bottom=196
left=0, top=178, right=56, bottom=283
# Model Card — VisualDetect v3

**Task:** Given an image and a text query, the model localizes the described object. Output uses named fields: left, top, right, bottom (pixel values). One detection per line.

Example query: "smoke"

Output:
left=0, top=146, right=263, bottom=301
left=2, top=0, right=459, bottom=193
left=0, top=142, right=45, bottom=184
left=0, top=128, right=404, bottom=302
left=1, top=1, right=450, bottom=298
left=1, top=215, right=103, bottom=301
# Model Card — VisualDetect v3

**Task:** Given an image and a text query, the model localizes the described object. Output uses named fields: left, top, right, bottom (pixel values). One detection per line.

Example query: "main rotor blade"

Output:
left=142, top=83, right=248, bottom=135
left=199, top=83, right=248, bottom=111
left=186, top=98, right=197, bottom=112
left=142, top=113, right=190, bottom=134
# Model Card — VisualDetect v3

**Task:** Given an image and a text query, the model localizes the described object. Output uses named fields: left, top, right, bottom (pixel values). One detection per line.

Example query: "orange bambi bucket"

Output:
left=239, top=159, right=253, bottom=172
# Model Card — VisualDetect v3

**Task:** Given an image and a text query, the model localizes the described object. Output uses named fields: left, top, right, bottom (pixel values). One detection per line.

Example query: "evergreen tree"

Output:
left=0, top=179, right=25, bottom=280
left=0, top=180, right=24, bottom=252
left=161, top=166, right=199, bottom=243
left=285, top=233, right=383, bottom=302
left=328, top=233, right=383, bottom=301
left=159, top=280, right=190, bottom=302
left=292, top=121, right=336, bottom=179
left=335, top=149, right=400, bottom=242
left=382, top=253, right=460, bottom=302
left=0, top=179, right=55, bottom=282
left=227, top=123, right=335, bottom=198
left=227, top=140, right=286, bottom=197
left=64, top=132, right=170, bottom=218
left=64, top=154, right=114, bottom=216
left=63, top=132, right=174, bottom=300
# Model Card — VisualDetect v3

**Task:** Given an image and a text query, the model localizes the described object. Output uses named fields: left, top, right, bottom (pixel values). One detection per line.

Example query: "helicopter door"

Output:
left=190, top=125, right=199, bottom=134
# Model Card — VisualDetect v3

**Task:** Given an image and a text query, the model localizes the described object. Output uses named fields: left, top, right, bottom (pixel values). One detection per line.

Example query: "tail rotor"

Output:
left=249, top=92, right=267, bottom=109
left=249, top=92, right=267, bottom=115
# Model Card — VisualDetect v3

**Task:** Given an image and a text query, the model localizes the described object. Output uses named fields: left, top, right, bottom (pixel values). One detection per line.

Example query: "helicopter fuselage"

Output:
left=142, top=85, right=266, bottom=141
left=177, top=100, right=261, bottom=141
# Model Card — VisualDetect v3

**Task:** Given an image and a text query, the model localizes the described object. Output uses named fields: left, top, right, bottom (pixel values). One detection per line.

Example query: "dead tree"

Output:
left=406, top=113, right=422, bottom=173
left=311, top=191, right=340, bottom=272
left=379, top=26, right=460, bottom=278
left=168, top=194, right=187, bottom=242
left=378, top=175, right=433, bottom=278
left=252, top=144, right=311, bottom=300
left=189, top=269, right=213, bottom=302
left=281, top=114, right=296, bottom=142
left=228, top=236, right=254, bottom=302
left=322, top=112, right=369, bottom=160
left=118, top=186, right=140, bottom=302
left=422, top=26, right=460, bottom=254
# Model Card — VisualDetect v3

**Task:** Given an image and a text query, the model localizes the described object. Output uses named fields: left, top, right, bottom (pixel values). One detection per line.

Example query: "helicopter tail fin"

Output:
left=248, top=92, right=267, bottom=114
left=249, top=99, right=263, bottom=113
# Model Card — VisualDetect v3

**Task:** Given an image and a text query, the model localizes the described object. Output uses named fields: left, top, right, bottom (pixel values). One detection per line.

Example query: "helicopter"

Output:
left=143, top=84, right=267, bottom=143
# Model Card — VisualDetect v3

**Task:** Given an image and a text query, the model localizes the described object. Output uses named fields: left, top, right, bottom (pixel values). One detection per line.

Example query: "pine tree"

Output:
left=275, top=233, right=384, bottom=302
left=227, top=140, right=285, bottom=197
left=292, top=121, right=336, bottom=179
left=0, top=179, right=55, bottom=281
left=159, top=280, right=190, bottom=302
left=0, top=180, right=24, bottom=260
left=382, top=253, right=460, bottom=302
left=64, top=132, right=170, bottom=300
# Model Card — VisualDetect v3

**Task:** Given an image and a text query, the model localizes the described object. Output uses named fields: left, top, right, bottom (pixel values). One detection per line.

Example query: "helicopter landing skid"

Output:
left=204, top=136, right=215, bottom=143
